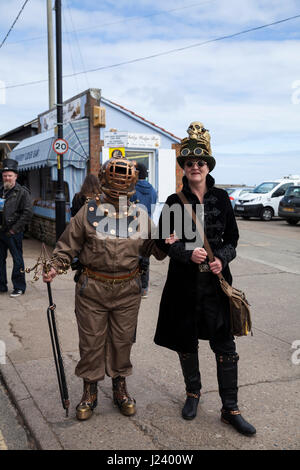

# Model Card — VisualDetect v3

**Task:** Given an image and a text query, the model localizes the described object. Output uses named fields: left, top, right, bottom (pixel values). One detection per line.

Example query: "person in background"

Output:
left=131, top=162, right=157, bottom=298
left=71, top=174, right=101, bottom=217
left=0, top=159, right=32, bottom=297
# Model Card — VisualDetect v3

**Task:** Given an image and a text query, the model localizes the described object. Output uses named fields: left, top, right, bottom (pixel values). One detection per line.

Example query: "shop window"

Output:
left=125, top=151, right=155, bottom=187
left=40, top=167, right=70, bottom=202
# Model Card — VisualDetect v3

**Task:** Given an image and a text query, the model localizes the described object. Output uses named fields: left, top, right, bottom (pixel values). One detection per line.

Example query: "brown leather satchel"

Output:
left=177, top=191, right=252, bottom=337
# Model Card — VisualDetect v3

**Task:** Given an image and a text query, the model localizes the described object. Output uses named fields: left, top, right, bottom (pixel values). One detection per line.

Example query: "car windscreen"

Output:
left=253, top=182, right=278, bottom=194
left=286, top=186, right=300, bottom=197
left=225, top=188, right=236, bottom=195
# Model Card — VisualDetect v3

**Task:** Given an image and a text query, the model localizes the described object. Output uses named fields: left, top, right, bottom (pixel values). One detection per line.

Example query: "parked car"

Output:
left=234, top=175, right=300, bottom=221
left=278, top=186, right=300, bottom=225
left=225, top=187, right=253, bottom=208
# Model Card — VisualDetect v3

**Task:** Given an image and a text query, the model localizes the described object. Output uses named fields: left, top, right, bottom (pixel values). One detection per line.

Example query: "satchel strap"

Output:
left=177, top=191, right=223, bottom=281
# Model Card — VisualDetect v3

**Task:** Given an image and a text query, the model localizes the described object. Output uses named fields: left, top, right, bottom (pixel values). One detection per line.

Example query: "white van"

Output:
left=234, top=175, right=300, bottom=221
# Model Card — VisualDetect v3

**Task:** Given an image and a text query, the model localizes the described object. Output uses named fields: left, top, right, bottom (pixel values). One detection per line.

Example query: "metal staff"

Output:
left=46, top=281, right=70, bottom=417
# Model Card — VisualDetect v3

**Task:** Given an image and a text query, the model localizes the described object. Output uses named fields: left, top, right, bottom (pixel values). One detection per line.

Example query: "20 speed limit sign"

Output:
left=53, top=138, right=69, bottom=154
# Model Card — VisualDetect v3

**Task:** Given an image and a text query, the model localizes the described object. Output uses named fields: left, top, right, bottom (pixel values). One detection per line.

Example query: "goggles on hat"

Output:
left=180, top=147, right=205, bottom=157
left=185, top=160, right=207, bottom=168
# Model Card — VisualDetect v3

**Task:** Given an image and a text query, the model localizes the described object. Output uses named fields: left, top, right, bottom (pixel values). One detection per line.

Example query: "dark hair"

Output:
left=136, top=163, right=147, bottom=179
left=79, top=174, right=101, bottom=197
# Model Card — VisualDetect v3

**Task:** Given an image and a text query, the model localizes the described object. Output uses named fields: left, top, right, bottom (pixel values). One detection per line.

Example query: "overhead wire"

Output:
left=62, top=3, right=80, bottom=93
left=2, top=0, right=217, bottom=46
left=65, top=0, right=90, bottom=89
left=1, top=12, right=300, bottom=91
left=0, top=0, right=30, bottom=49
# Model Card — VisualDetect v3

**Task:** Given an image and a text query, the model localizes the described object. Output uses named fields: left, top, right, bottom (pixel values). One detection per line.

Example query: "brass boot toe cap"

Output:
left=114, top=397, right=136, bottom=416
left=76, top=401, right=97, bottom=421
left=120, top=401, right=136, bottom=416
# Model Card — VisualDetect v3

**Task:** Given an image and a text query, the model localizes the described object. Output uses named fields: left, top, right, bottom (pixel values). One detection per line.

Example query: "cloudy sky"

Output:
left=0, top=0, right=300, bottom=185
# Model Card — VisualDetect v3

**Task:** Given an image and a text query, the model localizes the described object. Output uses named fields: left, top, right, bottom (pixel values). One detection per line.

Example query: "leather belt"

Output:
left=83, top=266, right=140, bottom=284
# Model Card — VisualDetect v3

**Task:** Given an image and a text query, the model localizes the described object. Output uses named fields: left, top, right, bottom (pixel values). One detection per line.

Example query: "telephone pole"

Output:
left=47, top=0, right=55, bottom=109
left=54, top=0, right=66, bottom=240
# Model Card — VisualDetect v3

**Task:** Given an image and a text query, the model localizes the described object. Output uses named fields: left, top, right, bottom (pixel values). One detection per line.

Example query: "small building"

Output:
left=3, top=89, right=181, bottom=245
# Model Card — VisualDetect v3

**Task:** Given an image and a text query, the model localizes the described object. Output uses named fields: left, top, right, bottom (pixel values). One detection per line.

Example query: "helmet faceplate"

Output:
left=99, top=157, right=138, bottom=199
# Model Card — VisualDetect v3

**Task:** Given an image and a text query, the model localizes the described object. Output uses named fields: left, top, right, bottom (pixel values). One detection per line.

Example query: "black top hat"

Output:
left=1, top=159, right=19, bottom=173
left=177, top=138, right=216, bottom=172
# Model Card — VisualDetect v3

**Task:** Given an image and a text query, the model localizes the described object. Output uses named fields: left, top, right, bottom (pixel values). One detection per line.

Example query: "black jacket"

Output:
left=154, top=174, right=239, bottom=353
left=0, top=183, right=33, bottom=233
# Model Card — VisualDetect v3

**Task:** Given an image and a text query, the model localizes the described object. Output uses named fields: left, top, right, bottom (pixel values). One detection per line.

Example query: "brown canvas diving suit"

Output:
left=50, top=197, right=165, bottom=384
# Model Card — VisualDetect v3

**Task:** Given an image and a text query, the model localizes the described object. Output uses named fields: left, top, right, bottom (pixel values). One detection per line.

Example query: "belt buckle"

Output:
left=198, top=263, right=210, bottom=273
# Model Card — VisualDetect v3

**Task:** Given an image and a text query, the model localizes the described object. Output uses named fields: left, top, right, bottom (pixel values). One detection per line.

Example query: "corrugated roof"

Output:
left=102, top=97, right=181, bottom=142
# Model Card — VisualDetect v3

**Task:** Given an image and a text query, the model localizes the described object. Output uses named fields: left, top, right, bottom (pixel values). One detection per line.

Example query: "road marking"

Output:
left=239, top=242, right=271, bottom=247
left=238, top=254, right=300, bottom=275
left=0, top=430, right=8, bottom=450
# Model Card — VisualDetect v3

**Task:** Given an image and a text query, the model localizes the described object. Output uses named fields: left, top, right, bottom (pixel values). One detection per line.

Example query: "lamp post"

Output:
left=54, top=0, right=66, bottom=240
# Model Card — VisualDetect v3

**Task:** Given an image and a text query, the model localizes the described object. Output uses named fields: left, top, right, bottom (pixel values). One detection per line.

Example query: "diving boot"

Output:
left=76, top=381, right=98, bottom=421
left=178, top=352, right=201, bottom=420
left=112, top=376, right=136, bottom=416
left=216, top=353, right=256, bottom=436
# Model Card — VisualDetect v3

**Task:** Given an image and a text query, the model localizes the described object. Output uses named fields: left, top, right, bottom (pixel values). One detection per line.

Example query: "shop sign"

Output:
left=39, top=95, right=86, bottom=133
left=104, top=131, right=160, bottom=149
left=109, top=148, right=125, bottom=159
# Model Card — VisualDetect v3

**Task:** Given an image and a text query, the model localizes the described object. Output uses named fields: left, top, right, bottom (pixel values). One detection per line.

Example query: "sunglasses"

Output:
left=185, top=160, right=207, bottom=168
left=180, top=147, right=204, bottom=157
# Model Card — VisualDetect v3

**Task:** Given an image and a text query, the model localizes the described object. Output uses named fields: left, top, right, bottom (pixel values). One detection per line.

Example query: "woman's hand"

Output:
left=165, top=232, right=179, bottom=245
left=209, top=257, right=223, bottom=275
left=191, top=247, right=208, bottom=264
left=42, top=267, right=57, bottom=283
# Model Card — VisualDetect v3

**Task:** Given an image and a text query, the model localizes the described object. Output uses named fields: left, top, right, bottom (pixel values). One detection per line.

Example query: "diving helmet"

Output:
left=99, top=156, right=138, bottom=200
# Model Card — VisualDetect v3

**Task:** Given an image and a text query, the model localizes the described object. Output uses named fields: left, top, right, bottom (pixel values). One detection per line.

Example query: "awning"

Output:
left=10, top=118, right=89, bottom=171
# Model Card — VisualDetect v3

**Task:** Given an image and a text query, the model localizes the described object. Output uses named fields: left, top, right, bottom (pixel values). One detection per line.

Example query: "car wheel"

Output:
left=260, top=207, right=273, bottom=221
left=286, top=218, right=299, bottom=225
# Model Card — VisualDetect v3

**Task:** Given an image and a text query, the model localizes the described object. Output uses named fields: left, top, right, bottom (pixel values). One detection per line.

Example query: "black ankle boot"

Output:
left=221, top=409, right=256, bottom=435
left=178, top=352, right=201, bottom=421
left=216, top=353, right=256, bottom=436
left=182, top=392, right=201, bottom=420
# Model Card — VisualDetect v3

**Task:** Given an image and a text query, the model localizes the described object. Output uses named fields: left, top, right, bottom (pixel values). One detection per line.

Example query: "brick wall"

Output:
left=173, top=143, right=183, bottom=192
left=29, top=215, right=57, bottom=246
left=85, top=91, right=101, bottom=176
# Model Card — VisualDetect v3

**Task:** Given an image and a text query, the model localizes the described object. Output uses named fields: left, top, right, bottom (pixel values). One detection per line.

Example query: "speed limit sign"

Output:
left=53, top=138, right=69, bottom=154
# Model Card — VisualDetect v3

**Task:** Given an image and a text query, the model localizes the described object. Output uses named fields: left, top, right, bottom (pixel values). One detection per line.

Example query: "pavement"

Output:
left=0, top=224, right=300, bottom=451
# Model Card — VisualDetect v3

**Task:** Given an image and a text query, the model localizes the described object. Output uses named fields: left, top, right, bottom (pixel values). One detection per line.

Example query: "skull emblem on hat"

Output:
left=187, top=122, right=205, bottom=139
left=186, top=122, right=212, bottom=155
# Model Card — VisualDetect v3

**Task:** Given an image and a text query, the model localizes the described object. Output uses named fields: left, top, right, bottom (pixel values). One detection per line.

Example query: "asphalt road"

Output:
left=236, top=217, right=300, bottom=274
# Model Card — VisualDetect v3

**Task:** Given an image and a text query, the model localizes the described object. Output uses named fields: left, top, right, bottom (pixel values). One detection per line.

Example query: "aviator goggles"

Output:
left=180, top=147, right=205, bottom=157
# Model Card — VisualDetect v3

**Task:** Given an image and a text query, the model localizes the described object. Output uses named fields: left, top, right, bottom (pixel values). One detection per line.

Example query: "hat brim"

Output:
left=177, top=155, right=216, bottom=172
left=1, top=168, right=18, bottom=174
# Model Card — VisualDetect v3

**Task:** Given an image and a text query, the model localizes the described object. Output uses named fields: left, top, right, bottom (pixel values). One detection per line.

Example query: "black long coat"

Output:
left=154, top=174, right=239, bottom=353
